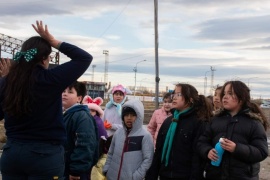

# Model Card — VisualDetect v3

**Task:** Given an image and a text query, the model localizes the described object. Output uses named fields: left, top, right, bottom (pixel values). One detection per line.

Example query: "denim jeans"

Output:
left=0, top=140, right=65, bottom=180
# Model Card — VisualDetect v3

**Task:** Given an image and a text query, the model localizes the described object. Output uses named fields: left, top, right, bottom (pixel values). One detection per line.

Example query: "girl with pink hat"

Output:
left=103, top=84, right=131, bottom=138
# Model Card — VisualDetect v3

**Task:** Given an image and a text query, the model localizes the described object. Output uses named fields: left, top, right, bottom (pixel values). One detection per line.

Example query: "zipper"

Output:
left=117, top=133, right=129, bottom=180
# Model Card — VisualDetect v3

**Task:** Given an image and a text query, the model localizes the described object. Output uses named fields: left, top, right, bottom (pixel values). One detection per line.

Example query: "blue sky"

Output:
left=1, top=0, right=270, bottom=99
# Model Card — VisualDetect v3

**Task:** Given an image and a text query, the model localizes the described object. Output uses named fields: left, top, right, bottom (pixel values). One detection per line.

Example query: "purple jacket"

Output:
left=94, top=115, right=108, bottom=138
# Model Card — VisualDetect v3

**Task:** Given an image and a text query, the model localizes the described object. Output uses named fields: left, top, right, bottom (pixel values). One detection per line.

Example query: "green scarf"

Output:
left=161, top=108, right=191, bottom=166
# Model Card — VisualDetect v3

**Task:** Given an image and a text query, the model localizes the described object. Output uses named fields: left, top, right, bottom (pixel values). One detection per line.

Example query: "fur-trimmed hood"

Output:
left=214, top=108, right=265, bottom=125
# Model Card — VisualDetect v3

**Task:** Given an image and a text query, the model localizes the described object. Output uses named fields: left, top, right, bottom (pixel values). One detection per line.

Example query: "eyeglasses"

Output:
left=170, top=92, right=182, bottom=99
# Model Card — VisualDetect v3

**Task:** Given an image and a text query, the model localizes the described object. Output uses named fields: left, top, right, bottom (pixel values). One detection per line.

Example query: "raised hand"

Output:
left=32, top=20, right=61, bottom=49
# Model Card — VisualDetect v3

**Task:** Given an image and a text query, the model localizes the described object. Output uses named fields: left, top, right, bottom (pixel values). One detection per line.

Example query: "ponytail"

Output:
left=194, top=95, right=213, bottom=121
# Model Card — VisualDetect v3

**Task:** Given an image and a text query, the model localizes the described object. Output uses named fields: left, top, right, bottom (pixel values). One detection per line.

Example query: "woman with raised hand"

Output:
left=0, top=20, right=92, bottom=179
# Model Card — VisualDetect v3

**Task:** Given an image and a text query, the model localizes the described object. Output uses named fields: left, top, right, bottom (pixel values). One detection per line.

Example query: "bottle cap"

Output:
left=219, top=137, right=224, bottom=143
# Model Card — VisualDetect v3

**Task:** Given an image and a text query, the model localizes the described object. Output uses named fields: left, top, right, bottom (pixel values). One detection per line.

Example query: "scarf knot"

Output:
left=105, top=94, right=126, bottom=116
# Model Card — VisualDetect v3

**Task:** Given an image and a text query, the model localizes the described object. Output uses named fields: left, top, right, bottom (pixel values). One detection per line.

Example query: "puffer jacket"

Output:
left=146, top=108, right=207, bottom=180
left=103, top=99, right=154, bottom=180
left=197, top=109, right=268, bottom=180
left=63, top=105, right=99, bottom=176
left=103, top=105, right=123, bottom=137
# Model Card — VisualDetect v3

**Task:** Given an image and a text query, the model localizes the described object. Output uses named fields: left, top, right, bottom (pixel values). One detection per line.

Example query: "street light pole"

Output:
left=133, top=60, right=146, bottom=96
left=204, top=71, right=210, bottom=96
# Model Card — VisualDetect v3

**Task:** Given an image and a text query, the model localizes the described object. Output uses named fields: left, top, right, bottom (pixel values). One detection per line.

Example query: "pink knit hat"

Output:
left=82, top=95, right=104, bottom=118
left=112, top=84, right=127, bottom=95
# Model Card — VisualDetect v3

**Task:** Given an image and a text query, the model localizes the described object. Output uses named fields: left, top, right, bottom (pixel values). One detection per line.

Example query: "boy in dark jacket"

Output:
left=62, top=81, right=99, bottom=180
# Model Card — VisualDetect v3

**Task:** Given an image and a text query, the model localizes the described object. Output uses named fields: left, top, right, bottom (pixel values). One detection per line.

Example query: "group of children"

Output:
left=0, top=21, right=268, bottom=180
left=61, top=82, right=153, bottom=180
left=62, top=80, right=269, bottom=180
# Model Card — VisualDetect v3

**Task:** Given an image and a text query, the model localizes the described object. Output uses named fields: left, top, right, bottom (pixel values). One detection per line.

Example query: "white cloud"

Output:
left=1, top=0, right=270, bottom=98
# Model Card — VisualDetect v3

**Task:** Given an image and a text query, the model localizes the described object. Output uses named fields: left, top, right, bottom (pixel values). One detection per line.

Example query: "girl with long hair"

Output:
left=146, top=83, right=212, bottom=180
left=0, top=21, right=92, bottom=179
left=197, top=80, right=269, bottom=180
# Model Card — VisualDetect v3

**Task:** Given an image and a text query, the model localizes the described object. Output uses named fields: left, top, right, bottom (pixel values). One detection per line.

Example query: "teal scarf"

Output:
left=161, top=108, right=191, bottom=166
left=105, top=94, right=126, bottom=116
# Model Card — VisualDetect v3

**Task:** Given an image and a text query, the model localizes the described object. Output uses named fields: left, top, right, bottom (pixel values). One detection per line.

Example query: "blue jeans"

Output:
left=0, top=140, right=65, bottom=180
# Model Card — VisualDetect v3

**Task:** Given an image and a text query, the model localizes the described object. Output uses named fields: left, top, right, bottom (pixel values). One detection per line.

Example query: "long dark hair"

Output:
left=175, top=83, right=212, bottom=121
left=2, top=36, right=51, bottom=118
left=221, top=80, right=269, bottom=130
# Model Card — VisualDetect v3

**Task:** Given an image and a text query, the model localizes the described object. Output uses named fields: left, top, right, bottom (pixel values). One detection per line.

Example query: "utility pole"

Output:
left=133, top=60, right=146, bottom=96
left=154, top=0, right=160, bottom=109
left=103, top=50, right=109, bottom=88
left=92, top=65, right=96, bottom=82
left=210, top=66, right=216, bottom=95
left=204, top=70, right=210, bottom=96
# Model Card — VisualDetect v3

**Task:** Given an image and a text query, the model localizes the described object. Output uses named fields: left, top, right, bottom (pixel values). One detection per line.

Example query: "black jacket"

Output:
left=146, top=108, right=207, bottom=180
left=197, top=109, right=268, bottom=180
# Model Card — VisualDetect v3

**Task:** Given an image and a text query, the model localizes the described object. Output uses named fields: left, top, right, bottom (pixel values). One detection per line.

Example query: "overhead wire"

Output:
left=89, top=0, right=132, bottom=49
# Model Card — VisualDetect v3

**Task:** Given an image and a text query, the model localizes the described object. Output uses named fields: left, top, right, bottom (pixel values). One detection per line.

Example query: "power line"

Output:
left=89, top=0, right=132, bottom=49
left=0, top=0, right=43, bottom=4
left=90, top=51, right=153, bottom=66
left=109, top=51, right=152, bottom=63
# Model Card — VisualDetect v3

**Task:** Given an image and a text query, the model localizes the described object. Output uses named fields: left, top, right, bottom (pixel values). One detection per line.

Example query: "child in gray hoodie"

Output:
left=103, top=99, right=154, bottom=180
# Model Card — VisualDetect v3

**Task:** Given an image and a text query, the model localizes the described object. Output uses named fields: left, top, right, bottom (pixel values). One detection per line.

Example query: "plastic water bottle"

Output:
left=211, top=138, right=225, bottom=166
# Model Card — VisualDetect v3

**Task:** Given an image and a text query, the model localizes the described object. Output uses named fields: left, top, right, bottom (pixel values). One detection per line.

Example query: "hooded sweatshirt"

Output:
left=103, top=99, right=154, bottom=180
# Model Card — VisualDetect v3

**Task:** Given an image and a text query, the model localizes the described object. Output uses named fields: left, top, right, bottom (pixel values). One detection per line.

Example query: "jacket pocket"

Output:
left=204, top=162, right=222, bottom=179
left=249, top=163, right=260, bottom=176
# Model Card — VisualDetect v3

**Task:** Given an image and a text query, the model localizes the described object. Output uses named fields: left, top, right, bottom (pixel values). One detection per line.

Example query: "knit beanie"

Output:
left=121, top=107, right=136, bottom=120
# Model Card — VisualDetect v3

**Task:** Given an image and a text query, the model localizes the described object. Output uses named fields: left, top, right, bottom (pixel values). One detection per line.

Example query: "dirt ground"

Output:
left=259, top=154, right=270, bottom=180
left=259, top=128, right=270, bottom=180
left=260, top=127, right=270, bottom=180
